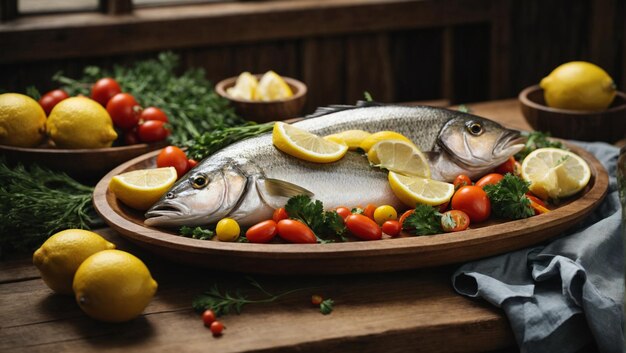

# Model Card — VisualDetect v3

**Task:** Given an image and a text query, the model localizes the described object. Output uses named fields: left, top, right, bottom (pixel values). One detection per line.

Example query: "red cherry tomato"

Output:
left=362, top=204, right=376, bottom=220
left=272, top=207, right=289, bottom=223
left=245, top=220, right=278, bottom=243
left=210, top=321, right=224, bottom=336
left=311, top=294, right=323, bottom=306
left=123, top=128, right=140, bottom=145
left=138, top=120, right=170, bottom=143
left=187, top=159, right=198, bottom=170
left=276, top=219, right=316, bottom=243
left=335, top=207, right=351, bottom=220
left=91, top=77, right=122, bottom=106
left=526, top=194, right=550, bottom=215
left=156, top=146, right=189, bottom=178
left=38, top=89, right=69, bottom=115
left=475, top=173, right=504, bottom=189
left=382, top=220, right=401, bottom=237
left=140, top=106, right=169, bottom=122
left=451, top=186, right=491, bottom=223
left=345, top=214, right=382, bottom=240
left=453, top=174, right=472, bottom=190
left=440, top=210, right=470, bottom=232
left=495, top=156, right=517, bottom=175
left=398, top=209, right=415, bottom=229
left=202, top=309, right=216, bottom=326
left=106, top=93, right=141, bottom=130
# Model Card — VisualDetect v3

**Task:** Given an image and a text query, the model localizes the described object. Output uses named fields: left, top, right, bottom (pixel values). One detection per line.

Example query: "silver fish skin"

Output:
left=144, top=104, right=523, bottom=228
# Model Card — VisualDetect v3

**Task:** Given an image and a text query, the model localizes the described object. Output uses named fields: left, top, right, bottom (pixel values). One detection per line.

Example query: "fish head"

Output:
left=437, top=114, right=524, bottom=177
left=144, top=160, right=248, bottom=228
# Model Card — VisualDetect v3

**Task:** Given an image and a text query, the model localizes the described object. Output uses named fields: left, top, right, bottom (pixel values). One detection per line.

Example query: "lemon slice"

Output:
left=324, top=129, right=372, bottom=150
left=257, top=71, right=293, bottom=101
left=226, top=72, right=258, bottom=100
left=109, top=167, right=177, bottom=210
left=272, top=122, right=348, bottom=163
left=368, top=140, right=431, bottom=178
left=358, top=131, right=413, bottom=152
left=520, top=147, right=591, bottom=199
left=388, top=171, right=454, bottom=207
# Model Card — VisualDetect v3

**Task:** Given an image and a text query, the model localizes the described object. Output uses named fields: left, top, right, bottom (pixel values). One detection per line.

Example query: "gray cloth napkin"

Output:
left=452, top=142, right=624, bottom=353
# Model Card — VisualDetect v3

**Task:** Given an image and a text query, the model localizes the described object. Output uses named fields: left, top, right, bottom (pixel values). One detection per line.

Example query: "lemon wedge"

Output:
left=272, top=122, right=348, bottom=163
left=109, top=167, right=177, bottom=210
left=388, top=171, right=454, bottom=207
left=257, top=71, right=293, bottom=101
left=367, top=140, right=431, bottom=178
left=324, top=129, right=372, bottom=150
left=226, top=72, right=258, bottom=100
left=520, top=148, right=591, bottom=200
left=358, top=131, right=413, bottom=152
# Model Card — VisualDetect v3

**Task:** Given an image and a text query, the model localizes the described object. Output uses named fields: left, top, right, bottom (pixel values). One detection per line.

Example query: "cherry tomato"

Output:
left=38, top=89, right=69, bottom=115
left=362, top=204, right=376, bottom=220
left=210, top=320, right=224, bottom=336
left=398, top=209, right=415, bottom=229
left=140, top=106, right=169, bottom=122
left=382, top=220, right=401, bottom=237
left=475, top=173, right=504, bottom=189
left=451, top=186, right=491, bottom=223
left=495, top=156, right=517, bottom=175
left=345, top=214, right=382, bottom=240
left=453, top=174, right=472, bottom=190
left=335, top=207, right=351, bottom=220
left=202, top=309, right=216, bottom=326
left=124, top=128, right=140, bottom=145
left=156, top=146, right=189, bottom=178
left=373, top=205, right=397, bottom=225
left=106, top=93, right=141, bottom=130
left=276, top=219, right=316, bottom=243
left=526, top=194, right=550, bottom=215
left=311, top=295, right=323, bottom=306
left=272, top=207, right=289, bottom=223
left=440, top=210, right=470, bottom=232
left=216, top=218, right=240, bottom=242
left=91, top=77, right=122, bottom=106
left=246, top=220, right=278, bottom=243
left=138, top=120, right=170, bottom=143
left=187, top=159, right=198, bottom=170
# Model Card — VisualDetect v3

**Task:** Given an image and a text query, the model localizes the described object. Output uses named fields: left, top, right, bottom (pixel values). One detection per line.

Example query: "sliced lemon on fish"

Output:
left=358, top=131, right=413, bottom=152
left=388, top=171, right=454, bottom=207
left=324, top=129, right=372, bottom=150
left=109, top=167, right=178, bottom=211
left=367, top=140, right=431, bottom=178
left=520, top=147, right=591, bottom=200
left=226, top=72, right=258, bottom=100
left=273, top=122, right=348, bottom=163
left=257, top=71, right=293, bottom=101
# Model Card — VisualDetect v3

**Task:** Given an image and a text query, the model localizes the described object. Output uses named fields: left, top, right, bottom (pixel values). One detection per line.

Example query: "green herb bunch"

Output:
left=285, top=195, right=347, bottom=242
left=484, top=174, right=535, bottom=220
left=402, top=204, right=442, bottom=236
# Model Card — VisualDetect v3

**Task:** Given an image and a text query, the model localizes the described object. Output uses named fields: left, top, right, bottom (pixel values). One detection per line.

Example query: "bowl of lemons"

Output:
left=519, top=61, right=626, bottom=143
left=216, top=71, right=307, bottom=123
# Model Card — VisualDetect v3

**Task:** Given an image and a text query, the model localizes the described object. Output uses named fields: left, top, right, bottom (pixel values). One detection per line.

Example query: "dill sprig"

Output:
left=185, top=122, right=275, bottom=160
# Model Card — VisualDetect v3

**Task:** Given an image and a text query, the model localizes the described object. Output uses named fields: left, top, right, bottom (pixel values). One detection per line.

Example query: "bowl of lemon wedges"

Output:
left=519, top=61, right=626, bottom=143
left=216, top=71, right=307, bottom=122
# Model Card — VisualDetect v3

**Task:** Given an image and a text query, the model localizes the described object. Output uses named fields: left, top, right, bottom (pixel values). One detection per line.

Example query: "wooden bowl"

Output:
left=215, top=75, right=307, bottom=122
left=519, top=85, right=626, bottom=143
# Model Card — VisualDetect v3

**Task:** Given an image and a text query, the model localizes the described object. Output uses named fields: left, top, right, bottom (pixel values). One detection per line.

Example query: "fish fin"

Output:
left=256, top=178, right=314, bottom=208
left=305, top=101, right=386, bottom=119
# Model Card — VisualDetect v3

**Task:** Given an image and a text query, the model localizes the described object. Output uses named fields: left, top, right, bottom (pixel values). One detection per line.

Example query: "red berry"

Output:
left=210, top=320, right=224, bottom=336
left=202, top=309, right=216, bottom=326
left=311, top=294, right=323, bottom=306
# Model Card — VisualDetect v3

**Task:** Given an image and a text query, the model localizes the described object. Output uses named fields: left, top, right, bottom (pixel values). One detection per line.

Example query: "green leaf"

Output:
left=402, top=204, right=442, bottom=236
left=320, top=299, right=334, bottom=315
left=483, top=174, right=535, bottom=220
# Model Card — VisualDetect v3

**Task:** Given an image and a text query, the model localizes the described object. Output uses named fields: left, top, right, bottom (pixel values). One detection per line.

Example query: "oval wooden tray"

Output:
left=93, top=144, right=609, bottom=274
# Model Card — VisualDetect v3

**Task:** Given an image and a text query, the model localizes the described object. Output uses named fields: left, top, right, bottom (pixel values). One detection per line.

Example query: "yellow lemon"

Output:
left=227, top=72, right=259, bottom=101
left=109, top=167, right=177, bottom=211
left=358, top=131, right=413, bottom=152
left=32, top=229, right=116, bottom=294
left=367, top=139, right=431, bottom=178
left=0, top=93, right=47, bottom=147
left=272, top=121, right=348, bottom=163
left=257, top=71, right=293, bottom=101
left=324, top=129, right=372, bottom=150
left=46, top=96, right=117, bottom=149
left=388, top=171, right=454, bottom=207
left=540, top=61, right=616, bottom=110
left=520, top=147, right=591, bottom=200
left=73, top=249, right=158, bottom=323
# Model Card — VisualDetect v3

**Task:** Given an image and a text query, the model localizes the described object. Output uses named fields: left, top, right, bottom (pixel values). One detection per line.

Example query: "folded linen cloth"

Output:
left=452, top=142, right=624, bottom=353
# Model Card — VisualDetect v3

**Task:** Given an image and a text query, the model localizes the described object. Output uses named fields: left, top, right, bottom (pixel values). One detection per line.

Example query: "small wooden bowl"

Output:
left=519, top=85, right=626, bottom=143
left=215, top=75, right=307, bottom=122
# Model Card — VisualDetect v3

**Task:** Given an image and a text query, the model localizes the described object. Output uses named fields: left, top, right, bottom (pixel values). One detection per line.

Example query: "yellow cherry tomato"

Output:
left=373, top=205, right=398, bottom=225
left=216, top=218, right=240, bottom=242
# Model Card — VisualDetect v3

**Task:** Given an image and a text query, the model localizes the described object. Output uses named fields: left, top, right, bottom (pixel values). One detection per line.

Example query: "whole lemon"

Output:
left=46, top=96, right=118, bottom=149
left=540, top=61, right=616, bottom=111
left=73, top=250, right=158, bottom=323
left=0, top=93, right=47, bottom=147
left=32, top=229, right=116, bottom=294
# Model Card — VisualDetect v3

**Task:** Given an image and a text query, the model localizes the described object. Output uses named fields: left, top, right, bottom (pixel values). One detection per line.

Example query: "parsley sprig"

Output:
left=402, top=204, right=443, bottom=236
left=285, top=195, right=347, bottom=242
left=483, top=174, right=535, bottom=219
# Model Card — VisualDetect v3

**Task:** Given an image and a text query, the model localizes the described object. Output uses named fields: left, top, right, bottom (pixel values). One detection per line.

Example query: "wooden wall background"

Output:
left=0, top=0, right=624, bottom=116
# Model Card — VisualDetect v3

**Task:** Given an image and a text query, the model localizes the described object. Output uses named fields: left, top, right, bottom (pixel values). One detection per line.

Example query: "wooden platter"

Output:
left=93, top=143, right=609, bottom=274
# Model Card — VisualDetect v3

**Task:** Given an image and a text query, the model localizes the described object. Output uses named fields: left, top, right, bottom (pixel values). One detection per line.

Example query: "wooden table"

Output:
left=1, top=99, right=532, bottom=353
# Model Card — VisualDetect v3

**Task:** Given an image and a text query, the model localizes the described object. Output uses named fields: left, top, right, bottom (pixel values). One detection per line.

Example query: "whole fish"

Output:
left=144, top=103, right=523, bottom=228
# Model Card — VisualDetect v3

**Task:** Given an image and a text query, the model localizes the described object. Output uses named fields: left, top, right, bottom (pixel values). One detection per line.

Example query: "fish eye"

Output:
left=166, top=192, right=175, bottom=199
left=191, top=174, right=209, bottom=189
left=466, top=121, right=484, bottom=136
